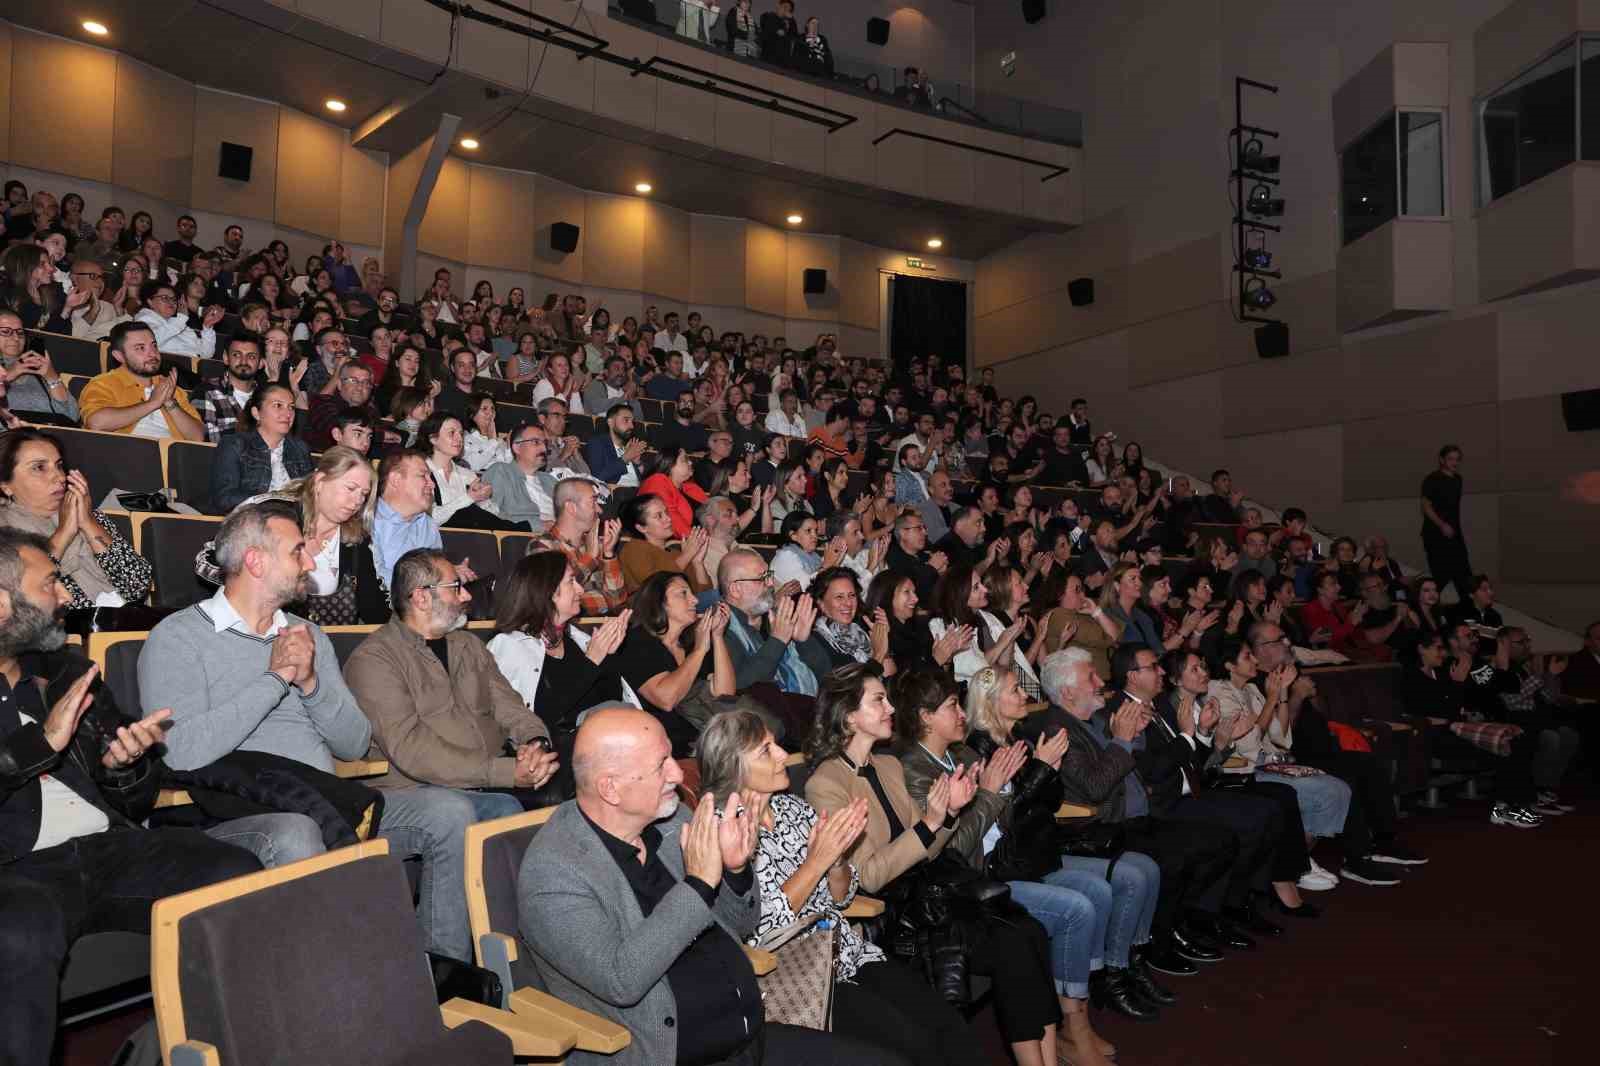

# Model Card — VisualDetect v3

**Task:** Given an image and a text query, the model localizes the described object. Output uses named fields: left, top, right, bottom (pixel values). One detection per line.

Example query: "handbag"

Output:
left=757, top=919, right=837, bottom=1031
left=1058, top=820, right=1126, bottom=859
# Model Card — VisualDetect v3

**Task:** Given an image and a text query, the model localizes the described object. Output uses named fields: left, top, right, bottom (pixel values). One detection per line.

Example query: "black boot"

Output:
left=1225, top=902, right=1283, bottom=937
left=1091, top=966, right=1160, bottom=1022
left=1202, top=914, right=1256, bottom=951
left=1129, top=946, right=1178, bottom=1006
left=1169, top=924, right=1223, bottom=964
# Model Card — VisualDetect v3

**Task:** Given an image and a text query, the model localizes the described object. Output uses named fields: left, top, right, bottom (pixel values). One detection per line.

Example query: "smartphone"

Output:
left=1312, top=541, right=1324, bottom=560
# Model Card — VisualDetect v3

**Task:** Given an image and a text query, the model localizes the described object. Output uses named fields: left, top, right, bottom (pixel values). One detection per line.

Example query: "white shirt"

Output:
left=764, top=409, right=807, bottom=438
left=659, top=329, right=691, bottom=357
left=531, top=379, right=585, bottom=413
left=463, top=430, right=512, bottom=473
left=930, top=610, right=1038, bottom=687
left=134, top=307, right=216, bottom=358
left=428, top=459, right=479, bottom=526
left=205, top=585, right=288, bottom=637
left=267, top=441, right=291, bottom=491
left=488, top=628, right=639, bottom=714
left=307, top=532, right=341, bottom=596
left=133, top=384, right=173, bottom=439
left=10, top=704, right=110, bottom=852
left=895, top=432, right=939, bottom=471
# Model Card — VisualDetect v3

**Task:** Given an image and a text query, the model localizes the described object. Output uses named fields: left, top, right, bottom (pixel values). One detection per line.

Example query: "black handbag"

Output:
left=1059, top=820, right=1127, bottom=859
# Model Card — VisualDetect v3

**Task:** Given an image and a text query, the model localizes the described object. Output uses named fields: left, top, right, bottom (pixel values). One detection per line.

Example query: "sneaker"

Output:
left=1308, top=858, right=1339, bottom=883
left=1490, top=803, right=1543, bottom=829
left=1533, top=802, right=1569, bottom=817
left=1296, top=869, right=1337, bottom=891
left=1368, top=843, right=1428, bottom=865
left=1339, top=858, right=1402, bottom=886
left=1537, top=791, right=1577, bottom=813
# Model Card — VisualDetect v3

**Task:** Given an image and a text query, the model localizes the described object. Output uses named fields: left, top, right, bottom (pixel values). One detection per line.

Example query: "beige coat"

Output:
left=805, top=753, right=953, bottom=894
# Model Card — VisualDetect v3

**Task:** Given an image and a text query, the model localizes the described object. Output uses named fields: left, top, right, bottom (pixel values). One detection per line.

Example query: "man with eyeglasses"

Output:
left=132, top=279, right=221, bottom=358
left=63, top=257, right=129, bottom=342
left=0, top=310, right=77, bottom=423
left=481, top=422, right=560, bottom=531
left=193, top=332, right=265, bottom=442
left=346, top=547, right=567, bottom=827
left=537, top=397, right=592, bottom=477
left=884, top=508, right=947, bottom=602
left=714, top=550, right=826, bottom=738
left=300, top=326, right=351, bottom=398
left=305, top=360, right=379, bottom=451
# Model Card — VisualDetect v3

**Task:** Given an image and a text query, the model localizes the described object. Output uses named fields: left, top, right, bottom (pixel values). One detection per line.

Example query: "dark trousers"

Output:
left=1296, top=749, right=1391, bottom=857
left=1169, top=788, right=1282, bottom=907
left=832, top=958, right=988, bottom=1065
left=1422, top=531, right=1473, bottom=603
left=716, top=1022, right=911, bottom=1065
left=1120, top=815, right=1237, bottom=932
left=0, top=827, right=261, bottom=1066
left=966, top=909, right=1062, bottom=1044
left=443, top=502, right=527, bottom=532
left=1237, top=779, right=1312, bottom=881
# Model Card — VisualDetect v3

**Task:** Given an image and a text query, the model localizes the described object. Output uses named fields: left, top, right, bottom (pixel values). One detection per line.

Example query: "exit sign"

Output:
left=906, top=256, right=923, bottom=268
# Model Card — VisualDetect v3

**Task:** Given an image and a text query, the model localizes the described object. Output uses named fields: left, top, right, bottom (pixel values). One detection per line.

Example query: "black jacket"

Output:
left=885, top=539, right=942, bottom=604
left=758, top=12, right=799, bottom=63
left=1017, top=704, right=1134, bottom=823
left=160, top=750, right=383, bottom=848
left=1, top=651, right=161, bottom=865
left=965, top=730, right=1064, bottom=882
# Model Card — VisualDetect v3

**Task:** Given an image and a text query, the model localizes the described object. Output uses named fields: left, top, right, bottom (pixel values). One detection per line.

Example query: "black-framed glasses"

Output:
left=420, top=580, right=465, bottom=594
left=730, top=571, right=775, bottom=585
left=0, top=327, right=25, bottom=339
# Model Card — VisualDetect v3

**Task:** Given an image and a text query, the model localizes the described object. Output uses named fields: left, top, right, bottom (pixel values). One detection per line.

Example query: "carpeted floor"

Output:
left=59, top=789, right=1591, bottom=1066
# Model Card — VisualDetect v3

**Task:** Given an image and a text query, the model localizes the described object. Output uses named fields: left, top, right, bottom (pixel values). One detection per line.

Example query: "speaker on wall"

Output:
left=1066, top=277, right=1094, bottom=306
left=867, top=17, right=890, bottom=45
left=1561, top=388, right=1600, bottom=431
left=550, top=222, right=580, bottom=254
left=1255, top=321, right=1290, bottom=359
left=218, top=142, right=253, bottom=182
left=803, top=268, right=828, bottom=294
left=1022, top=0, right=1047, bottom=24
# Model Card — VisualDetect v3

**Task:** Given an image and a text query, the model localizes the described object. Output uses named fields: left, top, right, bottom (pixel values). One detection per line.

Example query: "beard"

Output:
left=747, top=591, right=775, bottom=617
left=0, top=593, right=67, bottom=657
left=612, top=426, right=634, bottom=445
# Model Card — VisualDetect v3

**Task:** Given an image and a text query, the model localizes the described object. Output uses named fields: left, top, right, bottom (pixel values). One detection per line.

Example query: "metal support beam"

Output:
left=398, top=113, right=461, bottom=301
left=870, top=127, right=1069, bottom=182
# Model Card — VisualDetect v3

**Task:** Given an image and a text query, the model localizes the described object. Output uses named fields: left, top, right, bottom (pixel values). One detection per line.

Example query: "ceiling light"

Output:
left=81, top=20, right=108, bottom=36
left=635, top=182, right=653, bottom=194
left=786, top=213, right=803, bottom=225
left=927, top=238, right=943, bottom=249
left=324, top=99, right=347, bottom=113
left=458, top=137, right=480, bottom=150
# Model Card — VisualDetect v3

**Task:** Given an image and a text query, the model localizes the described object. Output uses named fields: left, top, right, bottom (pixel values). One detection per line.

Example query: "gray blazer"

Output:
left=480, top=461, right=555, bottom=531
left=518, top=800, right=761, bottom=1066
left=582, top=382, right=642, bottom=423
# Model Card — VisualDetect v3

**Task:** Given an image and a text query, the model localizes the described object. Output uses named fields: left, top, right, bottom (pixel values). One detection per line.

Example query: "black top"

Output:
left=654, top=417, right=710, bottom=456
left=1038, top=446, right=1090, bottom=486
left=613, top=630, right=710, bottom=719
left=580, top=809, right=760, bottom=1066
left=163, top=239, right=202, bottom=263
left=537, top=631, right=624, bottom=734
left=1420, top=470, right=1462, bottom=536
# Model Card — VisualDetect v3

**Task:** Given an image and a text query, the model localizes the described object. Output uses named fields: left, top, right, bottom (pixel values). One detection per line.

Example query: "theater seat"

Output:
left=495, top=402, right=537, bottom=434
left=134, top=513, right=223, bottom=608
left=151, top=841, right=577, bottom=1066
left=162, top=440, right=218, bottom=512
left=497, top=531, right=535, bottom=576
left=53, top=428, right=165, bottom=497
left=441, top=529, right=501, bottom=619
left=29, top=330, right=104, bottom=376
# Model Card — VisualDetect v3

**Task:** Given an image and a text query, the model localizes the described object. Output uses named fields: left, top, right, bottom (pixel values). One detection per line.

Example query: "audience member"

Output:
left=194, top=332, right=265, bottom=442
left=0, top=311, right=78, bottom=423
left=612, top=572, right=734, bottom=755
left=79, top=322, right=204, bottom=439
left=1420, top=444, right=1471, bottom=602
left=209, top=384, right=313, bottom=513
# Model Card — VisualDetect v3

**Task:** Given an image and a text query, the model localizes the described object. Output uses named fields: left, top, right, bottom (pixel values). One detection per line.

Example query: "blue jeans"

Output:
left=1007, top=879, right=1098, bottom=999
left=1055, top=851, right=1161, bottom=968
left=204, top=812, right=324, bottom=867
left=465, top=790, right=526, bottom=820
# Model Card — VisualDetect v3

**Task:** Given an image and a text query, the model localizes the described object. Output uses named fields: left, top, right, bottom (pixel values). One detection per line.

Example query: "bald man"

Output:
left=516, top=708, right=898, bottom=1066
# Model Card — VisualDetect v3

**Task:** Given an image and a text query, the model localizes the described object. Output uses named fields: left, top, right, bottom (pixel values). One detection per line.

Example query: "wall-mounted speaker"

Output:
left=1022, top=0, right=1047, bottom=24
left=550, top=222, right=580, bottom=254
left=1066, top=277, right=1094, bottom=306
left=218, top=142, right=253, bottom=182
left=1561, top=388, right=1600, bottom=431
left=803, top=268, right=828, bottom=294
left=1255, top=321, right=1290, bottom=359
left=866, top=17, right=890, bottom=46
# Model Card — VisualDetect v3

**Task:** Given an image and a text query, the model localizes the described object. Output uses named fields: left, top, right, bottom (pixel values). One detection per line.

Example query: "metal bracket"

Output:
left=871, top=128, right=1069, bottom=182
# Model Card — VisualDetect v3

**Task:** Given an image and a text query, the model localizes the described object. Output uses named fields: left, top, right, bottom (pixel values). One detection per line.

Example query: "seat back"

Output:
left=495, top=402, right=537, bottom=434
left=465, top=809, right=558, bottom=994
left=163, top=441, right=218, bottom=512
left=135, top=514, right=223, bottom=609
left=87, top=632, right=149, bottom=720
left=54, top=428, right=164, bottom=496
left=30, top=331, right=103, bottom=376
left=498, top=532, right=534, bottom=576
left=153, top=843, right=460, bottom=1066
left=323, top=624, right=385, bottom=668
left=441, top=528, right=501, bottom=619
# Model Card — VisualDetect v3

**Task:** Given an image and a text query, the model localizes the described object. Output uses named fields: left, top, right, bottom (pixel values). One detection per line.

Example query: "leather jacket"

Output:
left=966, top=731, right=1065, bottom=882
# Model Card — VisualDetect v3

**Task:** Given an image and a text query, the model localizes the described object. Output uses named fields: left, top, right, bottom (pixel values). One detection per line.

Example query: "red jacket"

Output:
left=638, top=473, right=708, bottom=539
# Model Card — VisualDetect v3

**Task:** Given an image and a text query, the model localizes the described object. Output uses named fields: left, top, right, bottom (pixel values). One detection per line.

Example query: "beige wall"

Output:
left=971, top=0, right=1600, bottom=634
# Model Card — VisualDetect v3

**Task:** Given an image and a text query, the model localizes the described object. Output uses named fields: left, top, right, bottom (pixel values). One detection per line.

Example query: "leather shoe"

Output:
left=1204, top=916, right=1256, bottom=951
left=1090, top=968, right=1160, bottom=1022
left=1225, top=903, right=1283, bottom=937
left=1143, top=940, right=1199, bottom=977
left=1129, top=947, right=1178, bottom=1006
left=1169, top=926, right=1223, bottom=963
left=1270, top=896, right=1322, bottom=919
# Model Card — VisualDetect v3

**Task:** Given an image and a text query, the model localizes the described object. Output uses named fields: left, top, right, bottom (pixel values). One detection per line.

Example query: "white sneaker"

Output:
left=1490, top=803, right=1543, bottom=829
left=1297, top=867, right=1337, bottom=891
left=1308, top=858, right=1339, bottom=884
left=1537, top=791, right=1576, bottom=813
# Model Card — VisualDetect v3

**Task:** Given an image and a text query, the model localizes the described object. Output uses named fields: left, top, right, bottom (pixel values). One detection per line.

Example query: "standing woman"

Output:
left=726, top=0, right=757, bottom=56
left=805, top=662, right=1065, bottom=1066
left=697, top=709, right=990, bottom=1065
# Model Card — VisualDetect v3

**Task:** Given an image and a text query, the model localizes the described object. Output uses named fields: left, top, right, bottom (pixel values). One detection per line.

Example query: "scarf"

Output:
left=728, top=607, right=817, bottom=697
left=0, top=501, right=118, bottom=602
left=815, top=616, right=872, bottom=663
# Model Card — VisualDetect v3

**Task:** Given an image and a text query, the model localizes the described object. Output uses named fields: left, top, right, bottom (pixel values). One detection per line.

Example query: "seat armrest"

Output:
left=1055, top=802, right=1096, bottom=820
left=742, top=946, right=778, bottom=976
left=170, top=1041, right=220, bottom=1066
left=509, top=986, right=632, bottom=1054
left=842, top=895, right=885, bottom=919
left=334, top=758, right=389, bottom=778
left=440, top=997, right=575, bottom=1058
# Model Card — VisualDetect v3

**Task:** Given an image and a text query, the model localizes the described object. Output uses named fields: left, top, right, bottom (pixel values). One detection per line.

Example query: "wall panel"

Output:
left=690, top=216, right=748, bottom=308
left=1342, top=403, right=1501, bottom=501
left=466, top=164, right=536, bottom=273
left=745, top=224, right=788, bottom=318
left=9, top=30, right=116, bottom=183
left=418, top=156, right=471, bottom=263
left=191, top=88, right=280, bottom=221
left=339, top=145, right=389, bottom=248
left=641, top=201, right=692, bottom=304
left=584, top=195, right=645, bottom=293
left=533, top=176, right=587, bottom=284
left=275, top=108, right=345, bottom=240
left=838, top=239, right=880, bottom=331
left=785, top=233, right=842, bottom=320
left=0, top=23, right=12, bottom=163
left=111, top=58, right=194, bottom=205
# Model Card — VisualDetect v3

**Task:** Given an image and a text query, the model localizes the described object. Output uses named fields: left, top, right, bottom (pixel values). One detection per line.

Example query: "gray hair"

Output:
left=390, top=547, right=449, bottom=616
left=214, top=499, right=299, bottom=579
left=824, top=511, right=859, bottom=541
left=696, top=495, right=732, bottom=529
left=0, top=528, right=50, bottom=599
left=1039, top=647, right=1094, bottom=706
left=717, top=547, right=764, bottom=595
left=698, top=709, right=771, bottom=804
left=537, top=397, right=569, bottom=416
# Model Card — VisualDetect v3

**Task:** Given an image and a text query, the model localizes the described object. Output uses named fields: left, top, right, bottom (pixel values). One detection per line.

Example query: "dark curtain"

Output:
left=888, top=275, right=966, bottom=373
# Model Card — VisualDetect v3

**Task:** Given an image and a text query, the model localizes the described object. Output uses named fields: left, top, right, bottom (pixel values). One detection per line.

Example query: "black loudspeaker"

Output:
left=803, top=268, right=827, bottom=294
left=1023, top=0, right=1047, bottom=24
left=550, top=222, right=580, bottom=254
left=866, top=17, right=890, bottom=45
left=218, top=142, right=253, bottom=182
left=1561, top=388, right=1600, bottom=431
left=1255, top=321, right=1290, bottom=359
left=1066, top=277, right=1094, bottom=306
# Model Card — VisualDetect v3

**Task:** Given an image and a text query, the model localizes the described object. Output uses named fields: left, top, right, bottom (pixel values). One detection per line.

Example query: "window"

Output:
left=1477, top=42, right=1578, bottom=205
left=1340, top=109, right=1446, bottom=245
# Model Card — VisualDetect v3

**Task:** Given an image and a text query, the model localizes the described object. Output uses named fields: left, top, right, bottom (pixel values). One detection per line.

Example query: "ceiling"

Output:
left=3, top=0, right=1068, bottom=258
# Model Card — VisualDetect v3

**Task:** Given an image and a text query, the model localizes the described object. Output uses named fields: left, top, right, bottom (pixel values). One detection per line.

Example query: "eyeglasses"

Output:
left=730, top=571, right=775, bottom=585
left=420, top=580, right=465, bottom=594
left=0, top=327, right=24, bottom=339
left=513, top=437, right=546, bottom=448
left=71, top=271, right=104, bottom=280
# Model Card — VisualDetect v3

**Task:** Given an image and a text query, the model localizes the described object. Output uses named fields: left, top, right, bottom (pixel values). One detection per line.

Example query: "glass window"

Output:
left=1399, top=111, right=1445, bottom=216
left=1582, top=38, right=1600, bottom=160
left=1477, top=43, right=1577, bottom=205
left=1341, top=114, right=1398, bottom=245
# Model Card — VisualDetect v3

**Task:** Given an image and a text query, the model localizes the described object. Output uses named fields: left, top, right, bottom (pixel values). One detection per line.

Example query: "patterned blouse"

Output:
left=749, top=792, right=884, bottom=982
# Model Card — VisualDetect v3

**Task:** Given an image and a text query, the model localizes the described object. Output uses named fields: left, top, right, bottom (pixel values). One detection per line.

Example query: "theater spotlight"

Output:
left=1247, top=183, right=1285, bottom=217
left=1239, top=136, right=1279, bottom=173
left=1242, top=276, right=1276, bottom=310
left=1243, top=246, right=1273, bottom=271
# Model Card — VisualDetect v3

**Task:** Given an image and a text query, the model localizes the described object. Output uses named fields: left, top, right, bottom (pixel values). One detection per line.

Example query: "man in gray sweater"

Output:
left=139, top=499, right=484, bottom=960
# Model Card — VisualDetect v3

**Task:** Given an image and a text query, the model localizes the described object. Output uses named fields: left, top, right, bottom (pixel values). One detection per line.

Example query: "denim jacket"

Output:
left=208, top=430, right=313, bottom=514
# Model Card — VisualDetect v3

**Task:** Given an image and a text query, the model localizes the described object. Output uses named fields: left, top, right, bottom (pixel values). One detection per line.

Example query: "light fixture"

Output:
left=1242, top=276, right=1276, bottom=310
left=927, top=238, right=943, bottom=249
left=81, top=20, right=108, bottom=36
left=458, top=137, right=480, bottom=150
left=1242, top=246, right=1272, bottom=271
left=324, top=99, right=347, bottom=113
left=634, top=182, right=653, bottom=194
left=1246, top=183, right=1284, bottom=217
left=785, top=213, right=803, bottom=225
left=1238, top=136, right=1279, bottom=174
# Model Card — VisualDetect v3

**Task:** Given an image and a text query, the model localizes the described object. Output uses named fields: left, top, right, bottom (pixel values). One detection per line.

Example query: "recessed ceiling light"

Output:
left=927, top=238, right=943, bottom=249
left=635, top=182, right=653, bottom=194
left=786, top=213, right=803, bottom=225
left=325, top=99, right=347, bottom=113
left=81, top=20, right=108, bottom=36
left=458, top=137, right=480, bottom=150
